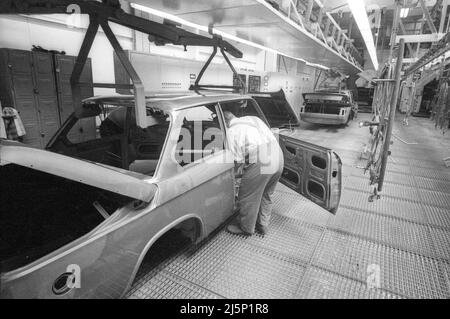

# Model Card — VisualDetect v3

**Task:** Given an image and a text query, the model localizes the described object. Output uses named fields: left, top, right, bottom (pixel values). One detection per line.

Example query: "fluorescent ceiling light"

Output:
left=347, top=0, right=379, bottom=70
left=400, top=8, right=410, bottom=18
left=130, top=3, right=330, bottom=71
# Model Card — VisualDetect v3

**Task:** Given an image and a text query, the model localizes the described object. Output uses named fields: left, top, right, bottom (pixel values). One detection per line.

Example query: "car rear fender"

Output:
left=121, top=214, right=205, bottom=297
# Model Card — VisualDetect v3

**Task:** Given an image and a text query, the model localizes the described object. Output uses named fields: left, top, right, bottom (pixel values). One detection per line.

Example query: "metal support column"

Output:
left=70, top=16, right=99, bottom=114
left=100, top=20, right=147, bottom=128
left=378, top=39, right=405, bottom=193
left=305, top=0, right=314, bottom=24
left=419, top=0, right=438, bottom=34
left=71, top=16, right=99, bottom=86
left=388, top=0, right=402, bottom=63
left=438, top=0, right=449, bottom=33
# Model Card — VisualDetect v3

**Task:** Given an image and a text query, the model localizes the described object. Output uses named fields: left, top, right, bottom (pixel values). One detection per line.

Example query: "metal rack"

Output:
left=190, top=37, right=247, bottom=93
left=361, top=40, right=405, bottom=202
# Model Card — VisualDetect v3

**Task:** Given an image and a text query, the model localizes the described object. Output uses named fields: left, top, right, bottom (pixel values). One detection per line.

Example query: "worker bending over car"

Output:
left=223, top=111, right=284, bottom=236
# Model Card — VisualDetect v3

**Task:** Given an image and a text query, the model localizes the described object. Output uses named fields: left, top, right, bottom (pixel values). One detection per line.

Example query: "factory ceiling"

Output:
left=129, top=0, right=364, bottom=75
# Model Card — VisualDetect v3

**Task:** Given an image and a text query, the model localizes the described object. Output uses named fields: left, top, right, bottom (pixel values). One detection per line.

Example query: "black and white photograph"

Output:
left=0, top=0, right=449, bottom=303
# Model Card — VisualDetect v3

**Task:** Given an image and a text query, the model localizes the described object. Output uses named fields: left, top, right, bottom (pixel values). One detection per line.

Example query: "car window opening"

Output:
left=48, top=102, right=171, bottom=177
left=220, top=99, right=262, bottom=119
left=175, top=104, right=225, bottom=167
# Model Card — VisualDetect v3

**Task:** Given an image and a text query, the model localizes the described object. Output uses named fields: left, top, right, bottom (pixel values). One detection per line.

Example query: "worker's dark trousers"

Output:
left=237, top=147, right=284, bottom=234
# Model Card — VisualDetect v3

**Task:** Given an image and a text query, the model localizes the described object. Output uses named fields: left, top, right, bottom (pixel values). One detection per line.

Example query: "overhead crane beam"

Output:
left=419, top=0, right=438, bottom=34
left=404, top=32, right=450, bottom=76
left=0, top=0, right=243, bottom=128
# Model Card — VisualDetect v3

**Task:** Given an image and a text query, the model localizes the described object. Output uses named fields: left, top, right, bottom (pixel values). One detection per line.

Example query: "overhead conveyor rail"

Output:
left=0, top=0, right=244, bottom=128
left=404, top=32, right=450, bottom=77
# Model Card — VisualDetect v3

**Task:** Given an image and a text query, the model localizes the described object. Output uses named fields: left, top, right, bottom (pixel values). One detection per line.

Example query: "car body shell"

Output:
left=300, top=90, right=358, bottom=125
left=0, top=91, right=341, bottom=298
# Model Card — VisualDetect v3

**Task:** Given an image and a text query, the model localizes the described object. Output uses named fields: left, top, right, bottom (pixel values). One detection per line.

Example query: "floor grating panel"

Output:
left=339, top=189, right=425, bottom=223
left=378, top=171, right=417, bottom=187
left=413, top=167, right=450, bottom=181
left=128, top=270, right=223, bottom=299
left=414, top=176, right=450, bottom=194
left=295, top=267, right=402, bottom=299
left=126, top=114, right=450, bottom=299
left=272, top=190, right=331, bottom=227
left=168, top=231, right=307, bottom=298
left=417, top=188, right=450, bottom=209
left=312, top=230, right=449, bottom=299
left=344, top=176, right=420, bottom=202
left=327, top=208, right=435, bottom=257
left=429, top=227, right=450, bottom=260
left=424, top=206, right=450, bottom=230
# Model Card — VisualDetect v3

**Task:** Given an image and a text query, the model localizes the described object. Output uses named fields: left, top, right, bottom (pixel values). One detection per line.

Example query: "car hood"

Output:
left=251, top=90, right=300, bottom=128
left=0, top=140, right=157, bottom=202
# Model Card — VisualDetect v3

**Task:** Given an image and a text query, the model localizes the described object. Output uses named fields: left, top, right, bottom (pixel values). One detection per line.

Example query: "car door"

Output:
left=156, top=103, right=235, bottom=236
left=250, top=92, right=342, bottom=214
left=277, top=135, right=342, bottom=213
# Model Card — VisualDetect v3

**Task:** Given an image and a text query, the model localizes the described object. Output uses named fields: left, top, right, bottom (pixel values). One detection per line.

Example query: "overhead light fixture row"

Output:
left=400, top=8, right=410, bottom=18
left=130, top=3, right=330, bottom=71
left=347, top=0, right=379, bottom=70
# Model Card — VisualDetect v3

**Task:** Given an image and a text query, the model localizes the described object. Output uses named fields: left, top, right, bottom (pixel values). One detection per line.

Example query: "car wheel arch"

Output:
left=121, top=214, right=205, bottom=297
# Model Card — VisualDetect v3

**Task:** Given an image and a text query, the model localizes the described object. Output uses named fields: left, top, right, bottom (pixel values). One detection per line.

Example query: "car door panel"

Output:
left=278, top=134, right=342, bottom=213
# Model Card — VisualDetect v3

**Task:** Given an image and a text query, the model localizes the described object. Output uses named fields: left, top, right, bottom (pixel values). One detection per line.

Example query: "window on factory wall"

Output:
left=175, top=104, right=225, bottom=167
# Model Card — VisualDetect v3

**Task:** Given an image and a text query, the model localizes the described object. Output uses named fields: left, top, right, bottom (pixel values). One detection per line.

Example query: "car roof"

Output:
left=83, top=91, right=249, bottom=112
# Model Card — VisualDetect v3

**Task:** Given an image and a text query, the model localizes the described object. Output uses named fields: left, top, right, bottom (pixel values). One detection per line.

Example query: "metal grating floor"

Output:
left=126, top=114, right=450, bottom=299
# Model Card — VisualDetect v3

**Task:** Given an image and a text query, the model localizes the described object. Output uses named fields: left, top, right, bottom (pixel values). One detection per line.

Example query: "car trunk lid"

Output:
left=302, top=93, right=350, bottom=114
left=251, top=90, right=300, bottom=128
left=302, top=92, right=349, bottom=104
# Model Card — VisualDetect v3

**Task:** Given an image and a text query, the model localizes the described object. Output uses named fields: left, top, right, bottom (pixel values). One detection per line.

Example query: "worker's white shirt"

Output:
left=227, top=116, right=282, bottom=173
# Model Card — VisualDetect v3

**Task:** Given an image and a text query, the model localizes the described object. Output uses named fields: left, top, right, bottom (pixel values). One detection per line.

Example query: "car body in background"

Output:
left=300, top=90, right=358, bottom=125
left=0, top=90, right=342, bottom=298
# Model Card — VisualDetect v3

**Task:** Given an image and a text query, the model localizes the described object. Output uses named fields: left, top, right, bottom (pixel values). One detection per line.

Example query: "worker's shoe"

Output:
left=226, top=224, right=251, bottom=236
left=255, top=225, right=268, bottom=236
